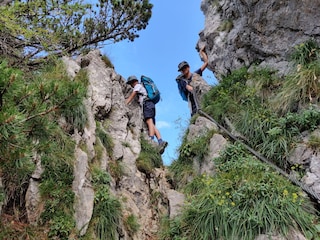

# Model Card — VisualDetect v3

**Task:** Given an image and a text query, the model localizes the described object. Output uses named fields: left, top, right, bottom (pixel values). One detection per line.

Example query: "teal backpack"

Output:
left=141, top=75, right=161, bottom=104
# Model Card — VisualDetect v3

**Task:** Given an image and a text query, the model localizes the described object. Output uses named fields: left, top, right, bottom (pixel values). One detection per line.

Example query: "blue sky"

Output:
left=103, top=0, right=217, bottom=165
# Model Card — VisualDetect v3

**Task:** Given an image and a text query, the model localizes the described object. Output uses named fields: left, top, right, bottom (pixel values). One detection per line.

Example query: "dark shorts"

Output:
left=143, top=100, right=156, bottom=123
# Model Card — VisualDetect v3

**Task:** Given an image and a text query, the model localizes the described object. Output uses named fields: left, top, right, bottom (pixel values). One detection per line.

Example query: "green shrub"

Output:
left=202, top=67, right=248, bottom=122
left=168, top=159, right=195, bottom=189
left=308, top=134, right=320, bottom=150
left=96, top=122, right=114, bottom=156
left=91, top=167, right=111, bottom=186
left=291, top=39, right=320, bottom=66
left=48, top=214, right=75, bottom=240
left=136, top=137, right=162, bottom=175
left=108, top=160, right=124, bottom=184
left=272, top=61, right=320, bottom=113
left=124, top=214, right=140, bottom=235
left=165, top=144, right=318, bottom=240
left=158, top=216, right=184, bottom=240
left=87, top=166, right=122, bottom=240
left=101, top=54, right=114, bottom=69
left=92, top=187, right=122, bottom=240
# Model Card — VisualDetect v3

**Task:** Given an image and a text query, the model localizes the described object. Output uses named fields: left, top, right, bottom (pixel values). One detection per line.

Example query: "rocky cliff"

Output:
left=2, top=1, right=320, bottom=239
left=198, top=0, right=320, bottom=202
left=199, top=0, right=320, bottom=79
left=50, top=51, right=222, bottom=239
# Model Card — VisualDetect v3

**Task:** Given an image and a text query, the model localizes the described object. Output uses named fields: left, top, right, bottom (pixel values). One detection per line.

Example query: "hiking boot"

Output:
left=148, top=139, right=159, bottom=149
left=159, top=141, right=168, bottom=154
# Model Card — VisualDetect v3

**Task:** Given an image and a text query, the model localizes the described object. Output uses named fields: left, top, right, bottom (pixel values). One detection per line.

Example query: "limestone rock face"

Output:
left=4, top=1, right=320, bottom=239
left=199, top=0, right=320, bottom=79
left=62, top=50, right=177, bottom=239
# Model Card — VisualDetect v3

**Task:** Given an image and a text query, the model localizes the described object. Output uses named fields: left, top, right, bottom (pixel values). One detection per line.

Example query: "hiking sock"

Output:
left=150, top=136, right=155, bottom=141
left=158, top=139, right=163, bottom=144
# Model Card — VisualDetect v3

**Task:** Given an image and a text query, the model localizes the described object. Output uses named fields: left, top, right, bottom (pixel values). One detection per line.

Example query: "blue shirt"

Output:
left=176, top=68, right=203, bottom=101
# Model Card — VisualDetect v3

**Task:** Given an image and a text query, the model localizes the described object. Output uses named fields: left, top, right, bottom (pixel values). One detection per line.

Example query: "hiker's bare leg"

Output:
left=145, top=118, right=155, bottom=137
left=154, top=127, right=161, bottom=140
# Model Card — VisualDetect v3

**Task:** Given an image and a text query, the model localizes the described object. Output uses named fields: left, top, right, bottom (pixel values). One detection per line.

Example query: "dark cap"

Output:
left=126, top=75, right=138, bottom=84
left=178, top=61, right=189, bottom=71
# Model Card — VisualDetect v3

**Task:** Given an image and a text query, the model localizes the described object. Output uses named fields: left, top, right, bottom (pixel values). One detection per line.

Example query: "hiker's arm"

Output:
left=125, top=91, right=137, bottom=105
left=199, top=46, right=208, bottom=72
left=186, top=84, right=193, bottom=92
left=177, top=76, right=193, bottom=92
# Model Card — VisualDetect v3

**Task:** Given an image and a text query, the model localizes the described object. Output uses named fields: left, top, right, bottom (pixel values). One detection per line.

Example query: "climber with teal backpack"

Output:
left=141, top=75, right=161, bottom=104
left=125, top=75, right=167, bottom=154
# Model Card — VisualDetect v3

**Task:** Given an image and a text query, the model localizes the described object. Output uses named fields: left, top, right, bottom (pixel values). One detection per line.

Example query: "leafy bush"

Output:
left=96, top=121, right=114, bottom=157
left=91, top=168, right=122, bottom=240
left=202, top=67, right=248, bottom=122
left=291, top=39, right=320, bottom=65
left=159, top=216, right=184, bottom=240
left=163, top=144, right=318, bottom=240
left=92, top=187, right=122, bottom=240
left=124, top=214, right=140, bottom=236
left=168, top=129, right=216, bottom=188
left=39, top=129, right=76, bottom=238
left=136, top=137, right=162, bottom=175
left=272, top=60, right=320, bottom=113
left=48, top=215, right=75, bottom=240
left=0, top=58, right=90, bottom=239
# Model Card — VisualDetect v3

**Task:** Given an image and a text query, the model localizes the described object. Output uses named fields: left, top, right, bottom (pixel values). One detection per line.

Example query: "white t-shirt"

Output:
left=133, top=83, right=147, bottom=106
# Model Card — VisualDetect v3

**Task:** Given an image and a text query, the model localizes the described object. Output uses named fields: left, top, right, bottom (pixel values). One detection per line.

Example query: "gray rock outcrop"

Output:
left=199, top=0, right=320, bottom=79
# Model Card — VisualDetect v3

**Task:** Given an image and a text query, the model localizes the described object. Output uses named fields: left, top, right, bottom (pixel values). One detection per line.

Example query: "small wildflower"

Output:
left=283, top=189, right=289, bottom=196
left=292, top=193, right=298, bottom=202
left=231, top=202, right=235, bottom=206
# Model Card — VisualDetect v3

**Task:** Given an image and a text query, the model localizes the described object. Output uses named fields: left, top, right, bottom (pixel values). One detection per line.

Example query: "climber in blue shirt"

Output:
left=176, top=46, right=208, bottom=116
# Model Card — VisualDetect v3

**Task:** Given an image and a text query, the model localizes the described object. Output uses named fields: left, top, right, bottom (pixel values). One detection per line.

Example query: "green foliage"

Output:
left=291, top=39, right=320, bottom=65
left=271, top=39, right=320, bottom=113
left=150, top=190, right=163, bottom=207
left=202, top=67, right=248, bottom=122
left=272, top=60, right=320, bottom=113
left=124, top=214, right=140, bottom=236
left=0, top=59, right=85, bottom=233
left=0, top=221, right=48, bottom=240
left=39, top=128, right=76, bottom=238
left=162, top=144, right=318, bottom=240
left=159, top=216, right=185, bottom=240
left=48, top=215, right=75, bottom=240
left=181, top=130, right=215, bottom=163
left=136, top=137, right=162, bottom=175
left=91, top=166, right=111, bottom=186
left=0, top=0, right=153, bottom=67
left=101, top=54, right=114, bottom=69
left=89, top=166, right=123, bottom=239
left=201, top=61, right=320, bottom=168
left=168, top=129, right=216, bottom=188
left=92, top=180, right=122, bottom=240
left=108, top=160, right=124, bottom=184
left=96, top=122, right=114, bottom=156
left=61, top=68, right=88, bottom=131
left=247, top=67, right=281, bottom=103
left=235, top=106, right=320, bottom=167
left=168, top=159, right=195, bottom=189
left=308, top=134, right=320, bottom=150
left=183, top=175, right=207, bottom=196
